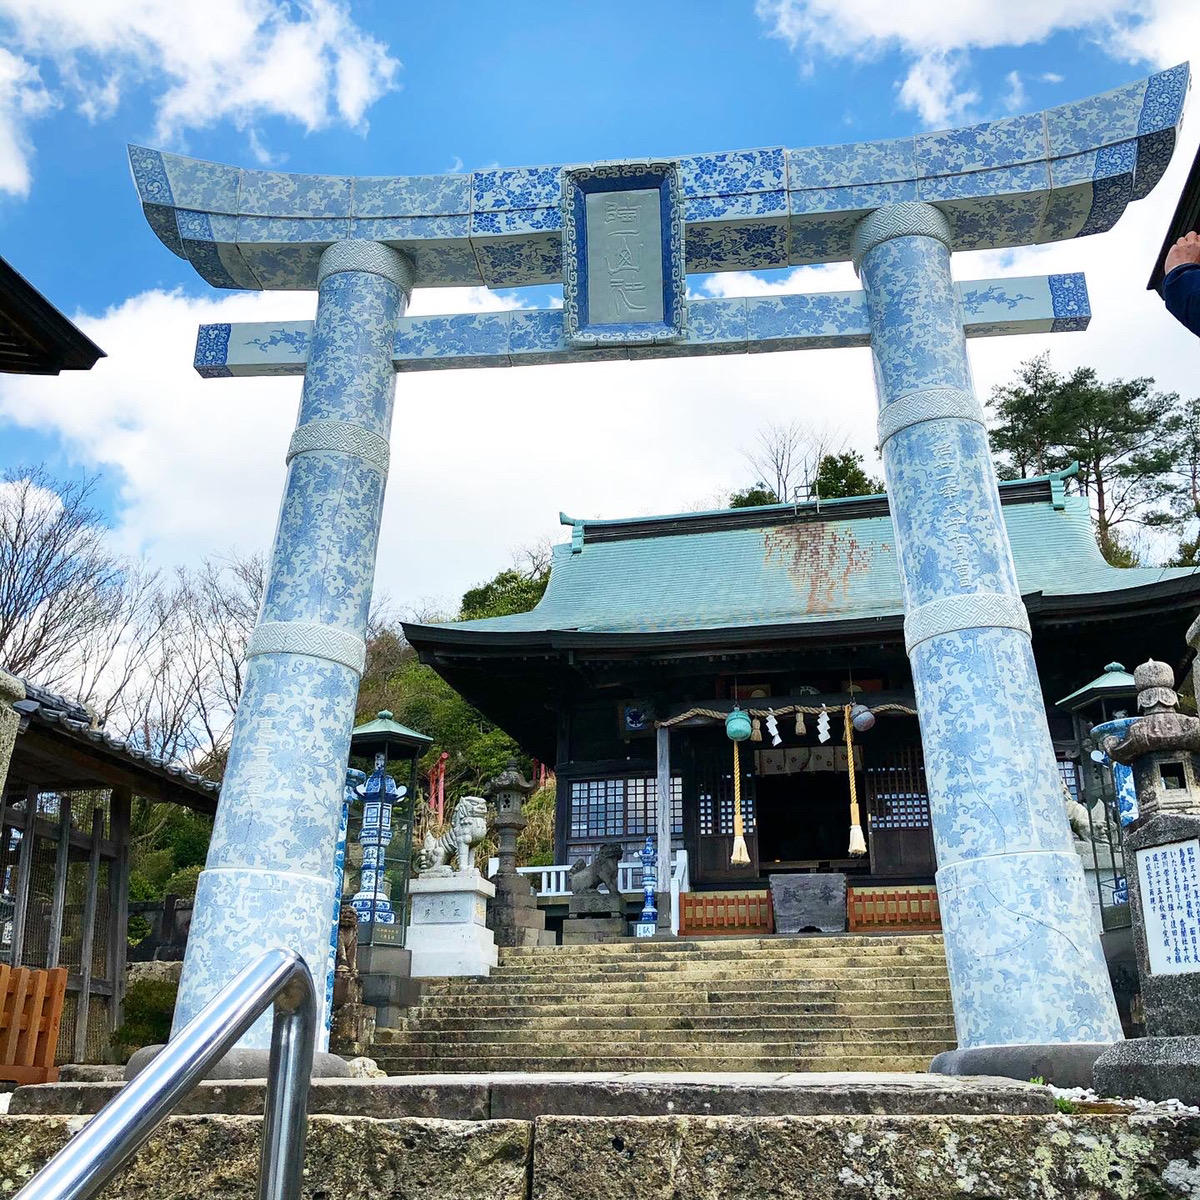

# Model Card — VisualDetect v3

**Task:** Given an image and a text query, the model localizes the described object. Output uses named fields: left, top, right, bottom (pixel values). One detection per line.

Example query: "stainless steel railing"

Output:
left=16, top=948, right=316, bottom=1200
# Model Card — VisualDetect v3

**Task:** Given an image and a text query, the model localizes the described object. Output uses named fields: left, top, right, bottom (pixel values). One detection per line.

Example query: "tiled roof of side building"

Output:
left=406, top=472, right=1200, bottom=643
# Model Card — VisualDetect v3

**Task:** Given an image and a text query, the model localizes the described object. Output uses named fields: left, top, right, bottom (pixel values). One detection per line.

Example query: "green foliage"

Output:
left=812, top=451, right=884, bottom=499
left=518, top=783, right=557, bottom=866
left=163, top=864, right=203, bottom=900
left=156, top=808, right=213, bottom=870
left=356, top=554, right=555, bottom=844
left=989, top=354, right=1190, bottom=562
left=111, top=978, right=177, bottom=1061
left=729, top=484, right=779, bottom=508
left=460, top=567, right=549, bottom=621
left=1054, top=1096, right=1078, bottom=1114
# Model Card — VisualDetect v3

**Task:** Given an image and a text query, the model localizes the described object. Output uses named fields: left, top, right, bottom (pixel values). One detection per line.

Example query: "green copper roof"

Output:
left=1056, top=662, right=1138, bottom=711
left=350, top=709, right=432, bottom=751
left=409, top=476, right=1200, bottom=642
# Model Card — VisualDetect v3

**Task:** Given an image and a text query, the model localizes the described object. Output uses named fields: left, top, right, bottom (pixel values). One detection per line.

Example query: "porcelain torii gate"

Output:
left=131, top=64, right=1188, bottom=1075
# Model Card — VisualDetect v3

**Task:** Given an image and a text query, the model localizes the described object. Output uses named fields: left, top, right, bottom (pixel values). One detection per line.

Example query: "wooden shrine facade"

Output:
left=405, top=473, right=1200, bottom=894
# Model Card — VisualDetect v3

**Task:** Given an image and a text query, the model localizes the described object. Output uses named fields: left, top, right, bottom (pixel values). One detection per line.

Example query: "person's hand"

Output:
left=1165, top=231, right=1200, bottom=274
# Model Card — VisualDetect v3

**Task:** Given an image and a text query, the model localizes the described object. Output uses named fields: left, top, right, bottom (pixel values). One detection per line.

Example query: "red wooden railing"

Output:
left=847, top=885, right=941, bottom=932
left=679, top=890, right=774, bottom=936
left=0, top=964, right=68, bottom=1084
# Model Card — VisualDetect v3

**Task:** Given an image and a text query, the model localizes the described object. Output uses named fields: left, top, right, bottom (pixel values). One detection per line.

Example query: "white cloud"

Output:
left=1041, top=72, right=1066, bottom=84
left=1002, top=69, right=1028, bottom=112
left=0, top=0, right=399, bottom=193
left=755, top=0, right=1197, bottom=124
left=896, top=52, right=979, bottom=127
left=0, top=45, right=54, bottom=195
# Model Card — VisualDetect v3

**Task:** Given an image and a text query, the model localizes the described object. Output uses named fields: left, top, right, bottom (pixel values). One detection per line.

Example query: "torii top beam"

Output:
left=130, top=65, right=1189, bottom=293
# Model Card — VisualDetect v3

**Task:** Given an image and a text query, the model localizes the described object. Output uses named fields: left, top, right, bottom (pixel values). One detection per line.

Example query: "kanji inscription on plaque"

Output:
left=1136, top=838, right=1200, bottom=975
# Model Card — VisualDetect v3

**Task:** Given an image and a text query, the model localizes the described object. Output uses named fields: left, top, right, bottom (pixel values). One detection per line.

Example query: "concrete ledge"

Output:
left=930, top=1043, right=1111, bottom=1088
left=1094, top=1036, right=1200, bottom=1105
left=12, top=1071, right=1054, bottom=1119
left=124, top=1046, right=352, bottom=1081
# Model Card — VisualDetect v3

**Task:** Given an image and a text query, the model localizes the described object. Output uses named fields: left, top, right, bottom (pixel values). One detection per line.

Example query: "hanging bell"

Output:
left=750, top=717, right=763, bottom=742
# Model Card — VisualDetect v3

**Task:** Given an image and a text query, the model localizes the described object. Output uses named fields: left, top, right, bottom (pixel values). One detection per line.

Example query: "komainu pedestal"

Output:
left=406, top=871, right=499, bottom=978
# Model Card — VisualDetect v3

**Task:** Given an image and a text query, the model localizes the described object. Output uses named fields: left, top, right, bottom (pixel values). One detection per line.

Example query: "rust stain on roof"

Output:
left=763, top=522, right=884, bottom=613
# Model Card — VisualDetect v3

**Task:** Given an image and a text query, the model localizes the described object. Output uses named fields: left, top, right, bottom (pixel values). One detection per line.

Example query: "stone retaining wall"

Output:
left=3, top=1112, right=1200, bottom=1199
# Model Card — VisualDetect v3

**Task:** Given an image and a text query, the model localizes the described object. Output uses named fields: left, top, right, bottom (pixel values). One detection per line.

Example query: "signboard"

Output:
left=1135, top=838, right=1200, bottom=975
left=561, top=160, right=686, bottom=347
left=634, top=921, right=657, bottom=938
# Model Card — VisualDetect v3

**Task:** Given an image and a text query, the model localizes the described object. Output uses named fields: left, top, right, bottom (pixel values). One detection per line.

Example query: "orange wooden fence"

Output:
left=680, top=890, right=775, bottom=936
left=847, top=885, right=941, bottom=932
left=0, top=965, right=68, bottom=1084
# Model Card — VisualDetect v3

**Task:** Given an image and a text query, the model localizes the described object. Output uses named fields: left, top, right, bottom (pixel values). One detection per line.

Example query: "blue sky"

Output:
left=0, top=1, right=1196, bottom=610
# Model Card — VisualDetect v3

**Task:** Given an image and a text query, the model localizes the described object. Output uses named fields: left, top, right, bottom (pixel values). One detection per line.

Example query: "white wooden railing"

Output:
left=504, top=850, right=690, bottom=901
left=670, top=848, right=690, bottom=937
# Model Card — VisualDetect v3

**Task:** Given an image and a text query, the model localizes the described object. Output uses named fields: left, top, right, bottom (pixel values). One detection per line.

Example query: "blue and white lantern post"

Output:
left=636, top=835, right=658, bottom=937
left=350, top=752, right=405, bottom=927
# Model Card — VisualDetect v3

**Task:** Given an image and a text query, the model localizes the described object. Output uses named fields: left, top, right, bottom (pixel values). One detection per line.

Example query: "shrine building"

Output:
left=404, top=468, right=1200, bottom=914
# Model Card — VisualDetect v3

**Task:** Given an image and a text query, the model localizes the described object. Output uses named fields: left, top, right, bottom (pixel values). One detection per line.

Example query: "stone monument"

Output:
left=770, top=873, right=848, bottom=934
left=407, top=797, right=498, bottom=977
left=1094, top=655, right=1200, bottom=1102
left=564, top=842, right=626, bottom=945
left=485, top=761, right=552, bottom=948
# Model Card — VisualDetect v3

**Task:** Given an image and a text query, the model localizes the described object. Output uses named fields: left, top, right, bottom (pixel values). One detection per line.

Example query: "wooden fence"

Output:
left=679, top=890, right=774, bottom=936
left=847, top=885, right=941, bottom=932
left=0, top=964, right=68, bottom=1084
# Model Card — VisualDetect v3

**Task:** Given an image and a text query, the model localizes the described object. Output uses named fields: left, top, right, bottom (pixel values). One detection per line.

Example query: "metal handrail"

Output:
left=16, top=948, right=316, bottom=1200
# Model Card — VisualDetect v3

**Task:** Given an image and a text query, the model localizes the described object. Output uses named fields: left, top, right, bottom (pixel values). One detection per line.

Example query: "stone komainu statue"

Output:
left=569, top=842, right=623, bottom=895
left=418, top=795, right=488, bottom=876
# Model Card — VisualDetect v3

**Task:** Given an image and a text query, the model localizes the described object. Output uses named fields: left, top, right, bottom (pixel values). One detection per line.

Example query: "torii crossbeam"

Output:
left=130, top=64, right=1188, bottom=1079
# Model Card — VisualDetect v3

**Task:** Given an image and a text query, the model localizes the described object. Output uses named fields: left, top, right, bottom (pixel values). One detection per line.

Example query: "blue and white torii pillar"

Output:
left=130, top=63, right=1188, bottom=1077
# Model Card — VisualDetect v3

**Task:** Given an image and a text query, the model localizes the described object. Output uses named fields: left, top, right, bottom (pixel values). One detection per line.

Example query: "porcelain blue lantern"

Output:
left=350, top=752, right=406, bottom=925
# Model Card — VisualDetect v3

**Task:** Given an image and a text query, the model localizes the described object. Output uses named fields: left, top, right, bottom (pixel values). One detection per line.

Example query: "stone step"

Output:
left=495, top=942, right=948, bottom=965
left=375, top=1054, right=945, bottom=1073
left=498, top=934, right=945, bottom=956
left=458, top=961, right=951, bottom=984
left=381, top=1026, right=958, bottom=1047
left=376, top=1012, right=957, bottom=1037
left=6, top=1071, right=1057, bottom=1120
left=410, top=979, right=945, bottom=998
left=406, top=998, right=956, bottom=1020
left=378, top=1037, right=955, bottom=1060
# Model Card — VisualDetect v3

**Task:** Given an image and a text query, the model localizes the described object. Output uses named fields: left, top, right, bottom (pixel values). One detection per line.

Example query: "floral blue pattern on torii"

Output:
left=129, top=65, right=1188, bottom=292
left=192, top=272, right=1089, bottom=377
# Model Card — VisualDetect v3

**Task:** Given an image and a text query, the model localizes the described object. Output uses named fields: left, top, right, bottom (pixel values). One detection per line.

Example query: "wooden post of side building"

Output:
left=10, top=786, right=38, bottom=967
left=74, top=807, right=105, bottom=1061
left=46, top=794, right=72, bottom=969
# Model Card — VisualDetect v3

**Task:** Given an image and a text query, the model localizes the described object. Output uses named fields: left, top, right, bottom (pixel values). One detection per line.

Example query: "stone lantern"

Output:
left=484, top=760, right=552, bottom=948
left=1094, top=656, right=1200, bottom=1102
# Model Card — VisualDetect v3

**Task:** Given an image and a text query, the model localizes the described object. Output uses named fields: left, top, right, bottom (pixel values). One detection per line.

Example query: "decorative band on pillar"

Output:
left=317, top=240, right=414, bottom=294
left=877, top=386, right=988, bottom=449
left=851, top=202, right=953, bottom=272
left=904, top=592, right=1032, bottom=655
left=286, top=419, right=391, bottom=473
left=247, top=620, right=367, bottom=675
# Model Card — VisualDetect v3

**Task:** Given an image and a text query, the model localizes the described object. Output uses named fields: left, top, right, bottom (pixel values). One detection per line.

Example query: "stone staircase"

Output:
left=372, top=932, right=957, bottom=1073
